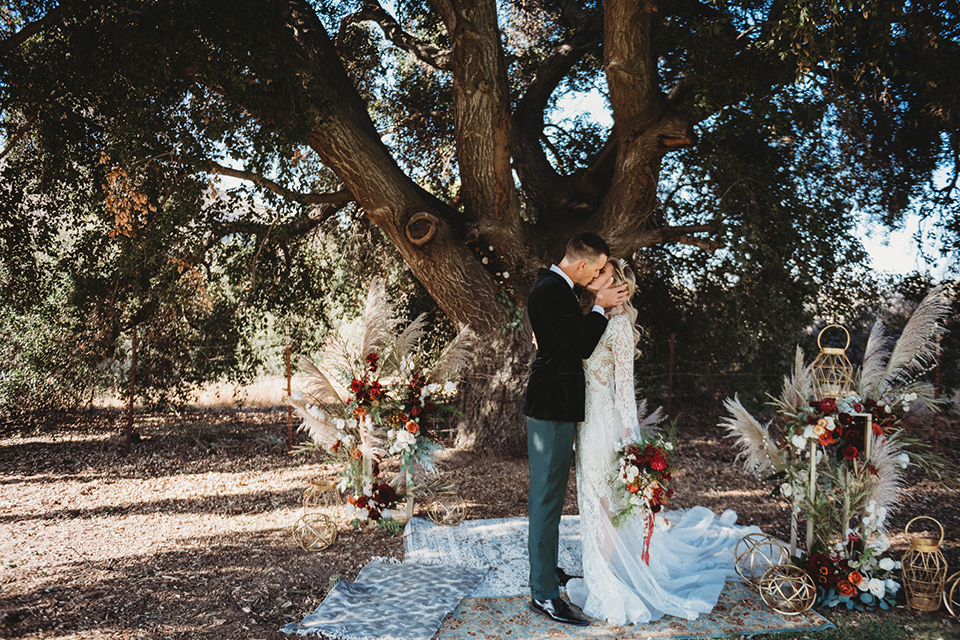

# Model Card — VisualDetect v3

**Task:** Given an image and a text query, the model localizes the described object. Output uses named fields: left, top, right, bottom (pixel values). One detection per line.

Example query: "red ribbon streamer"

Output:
left=642, top=512, right=655, bottom=565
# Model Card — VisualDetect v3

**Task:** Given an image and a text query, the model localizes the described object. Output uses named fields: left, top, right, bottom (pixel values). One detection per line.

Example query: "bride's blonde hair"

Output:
left=609, top=259, right=642, bottom=358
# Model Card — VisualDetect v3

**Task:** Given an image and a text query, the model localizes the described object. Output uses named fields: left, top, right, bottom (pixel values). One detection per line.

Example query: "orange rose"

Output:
left=837, top=580, right=856, bottom=598
left=848, top=571, right=863, bottom=586
left=818, top=431, right=838, bottom=446
left=406, top=422, right=419, bottom=434
left=873, top=423, right=884, bottom=436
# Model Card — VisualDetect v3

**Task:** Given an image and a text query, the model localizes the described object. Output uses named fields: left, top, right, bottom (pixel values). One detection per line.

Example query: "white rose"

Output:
left=885, top=579, right=900, bottom=595
left=335, top=418, right=346, bottom=430
left=357, top=507, right=370, bottom=521
left=344, top=503, right=356, bottom=518
left=868, top=578, right=885, bottom=598
left=780, top=483, right=793, bottom=497
left=879, top=557, right=895, bottom=571
left=381, top=509, right=391, bottom=520
left=443, top=381, right=457, bottom=394
left=802, top=425, right=815, bottom=440
left=824, top=415, right=836, bottom=431
left=792, top=435, right=807, bottom=451
left=897, top=453, right=910, bottom=469
left=858, top=579, right=870, bottom=592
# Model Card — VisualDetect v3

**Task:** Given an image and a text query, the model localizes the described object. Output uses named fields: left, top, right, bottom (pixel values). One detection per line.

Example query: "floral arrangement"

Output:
left=721, top=285, right=952, bottom=609
left=287, top=280, right=473, bottom=529
left=467, top=240, right=524, bottom=332
left=611, top=412, right=676, bottom=565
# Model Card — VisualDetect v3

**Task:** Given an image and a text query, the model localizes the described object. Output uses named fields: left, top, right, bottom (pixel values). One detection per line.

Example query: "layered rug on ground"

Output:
left=281, top=558, right=488, bottom=640
left=405, top=516, right=835, bottom=640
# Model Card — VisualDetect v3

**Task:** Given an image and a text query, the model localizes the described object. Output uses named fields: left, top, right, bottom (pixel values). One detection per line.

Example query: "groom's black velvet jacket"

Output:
left=524, top=268, right=608, bottom=422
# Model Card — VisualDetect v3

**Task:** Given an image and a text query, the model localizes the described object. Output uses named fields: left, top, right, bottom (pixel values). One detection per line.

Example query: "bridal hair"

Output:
left=608, top=258, right=642, bottom=358
left=565, top=232, right=610, bottom=262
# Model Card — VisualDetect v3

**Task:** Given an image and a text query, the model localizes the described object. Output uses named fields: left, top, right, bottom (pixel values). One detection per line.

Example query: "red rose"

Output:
left=650, top=456, right=667, bottom=471
left=410, top=404, right=422, bottom=417
left=350, top=379, right=364, bottom=393
left=854, top=403, right=864, bottom=412
left=366, top=353, right=379, bottom=364
left=843, top=445, right=859, bottom=460
left=819, top=398, right=838, bottom=414
left=425, top=402, right=436, bottom=414
left=369, top=387, right=382, bottom=400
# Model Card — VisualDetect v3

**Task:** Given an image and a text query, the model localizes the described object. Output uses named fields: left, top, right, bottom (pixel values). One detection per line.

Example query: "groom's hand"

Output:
left=595, top=283, right=628, bottom=310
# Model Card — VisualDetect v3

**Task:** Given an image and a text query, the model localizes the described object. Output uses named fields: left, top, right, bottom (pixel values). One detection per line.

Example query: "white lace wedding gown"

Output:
left=566, top=314, right=763, bottom=625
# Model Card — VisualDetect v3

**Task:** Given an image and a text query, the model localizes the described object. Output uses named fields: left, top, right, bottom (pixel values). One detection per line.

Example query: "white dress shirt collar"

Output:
left=549, top=264, right=575, bottom=289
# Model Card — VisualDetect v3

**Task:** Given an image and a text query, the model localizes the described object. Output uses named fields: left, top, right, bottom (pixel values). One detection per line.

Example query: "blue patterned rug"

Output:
left=435, top=582, right=835, bottom=639
left=281, top=558, right=489, bottom=640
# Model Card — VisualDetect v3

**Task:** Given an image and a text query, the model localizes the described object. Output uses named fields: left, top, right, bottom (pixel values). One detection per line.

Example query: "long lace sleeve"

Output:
left=611, top=315, right=640, bottom=441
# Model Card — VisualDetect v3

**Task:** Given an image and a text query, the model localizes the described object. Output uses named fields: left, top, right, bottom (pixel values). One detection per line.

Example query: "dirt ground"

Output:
left=1, top=407, right=959, bottom=640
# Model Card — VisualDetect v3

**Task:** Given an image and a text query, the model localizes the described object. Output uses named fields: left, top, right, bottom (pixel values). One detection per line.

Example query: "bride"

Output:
left=566, top=258, right=763, bottom=625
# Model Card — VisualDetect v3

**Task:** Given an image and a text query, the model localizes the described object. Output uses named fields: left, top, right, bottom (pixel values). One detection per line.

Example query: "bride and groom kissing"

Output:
left=524, top=232, right=761, bottom=627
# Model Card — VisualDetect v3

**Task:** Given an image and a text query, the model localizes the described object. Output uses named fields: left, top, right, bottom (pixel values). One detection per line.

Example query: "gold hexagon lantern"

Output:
left=758, top=564, right=817, bottom=616
left=735, top=533, right=790, bottom=589
left=902, top=516, right=948, bottom=612
left=427, top=492, right=467, bottom=526
left=293, top=513, right=338, bottom=551
left=811, top=325, right=853, bottom=401
left=303, top=478, right=341, bottom=511
left=943, top=571, right=960, bottom=618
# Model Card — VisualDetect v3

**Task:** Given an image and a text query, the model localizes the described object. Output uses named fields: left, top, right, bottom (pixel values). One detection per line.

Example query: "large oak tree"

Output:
left=1, top=0, right=957, bottom=453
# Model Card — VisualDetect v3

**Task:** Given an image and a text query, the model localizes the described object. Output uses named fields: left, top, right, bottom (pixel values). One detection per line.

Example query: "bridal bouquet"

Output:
left=612, top=427, right=676, bottom=564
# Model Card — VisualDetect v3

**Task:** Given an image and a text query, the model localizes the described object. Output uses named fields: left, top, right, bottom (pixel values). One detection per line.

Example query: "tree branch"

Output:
left=0, top=3, right=70, bottom=58
left=206, top=161, right=353, bottom=206
left=637, top=222, right=721, bottom=253
left=340, top=1, right=452, bottom=70
left=512, top=11, right=603, bottom=218
left=0, top=115, right=36, bottom=162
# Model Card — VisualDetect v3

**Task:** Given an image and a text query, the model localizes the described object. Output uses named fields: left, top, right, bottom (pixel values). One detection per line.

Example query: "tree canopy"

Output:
left=1, top=0, right=957, bottom=452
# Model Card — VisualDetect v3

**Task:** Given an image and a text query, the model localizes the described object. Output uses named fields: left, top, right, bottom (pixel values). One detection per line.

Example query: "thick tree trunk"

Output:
left=453, top=319, right=534, bottom=456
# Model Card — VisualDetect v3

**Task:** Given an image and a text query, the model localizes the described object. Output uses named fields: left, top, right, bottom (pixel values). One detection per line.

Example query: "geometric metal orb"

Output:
left=427, top=492, right=467, bottom=526
left=944, top=571, right=960, bottom=618
left=304, top=479, right=341, bottom=511
left=734, top=533, right=790, bottom=589
left=292, top=513, right=338, bottom=551
left=758, top=564, right=817, bottom=616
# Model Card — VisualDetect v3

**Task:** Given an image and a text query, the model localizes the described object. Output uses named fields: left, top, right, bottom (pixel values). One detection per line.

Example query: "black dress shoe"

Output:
left=529, top=596, right=590, bottom=626
left=555, top=568, right=582, bottom=587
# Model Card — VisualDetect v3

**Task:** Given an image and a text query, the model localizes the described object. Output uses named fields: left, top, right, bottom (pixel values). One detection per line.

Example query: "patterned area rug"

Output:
left=436, top=583, right=835, bottom=640
left=405, top=516, right=835, bottom=639
left=404, top=515, right=582, bottom=597
left=281, top=558, right=489, bottom=640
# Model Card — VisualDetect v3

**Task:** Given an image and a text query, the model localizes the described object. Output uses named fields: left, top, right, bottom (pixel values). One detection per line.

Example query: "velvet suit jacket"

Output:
left=524, top=268, right=608, bottom=422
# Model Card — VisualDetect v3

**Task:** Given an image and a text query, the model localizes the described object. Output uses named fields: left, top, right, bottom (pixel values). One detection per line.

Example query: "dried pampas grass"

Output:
left=720, top=395, right=783, bottom=476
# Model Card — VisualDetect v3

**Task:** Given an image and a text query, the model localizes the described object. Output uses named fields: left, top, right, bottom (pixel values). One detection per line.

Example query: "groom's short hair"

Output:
left=565, top=232, right=610, bottom=262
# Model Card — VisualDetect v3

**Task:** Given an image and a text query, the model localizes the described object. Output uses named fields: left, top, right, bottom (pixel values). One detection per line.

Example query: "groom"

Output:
left=524, top=232, right=627, bottom=626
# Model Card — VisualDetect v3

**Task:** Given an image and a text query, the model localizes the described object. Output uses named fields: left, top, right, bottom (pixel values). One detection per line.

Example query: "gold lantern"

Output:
left=758, top=564, right=817, bottom=616
left=944, top=571, right=960, bottom=617
left=303, top=478, right=340, bottom=511
left=902, top=516, right=948, bottom=612
left=734, top=533, right=790, bottom=589
left=811, top=325, right=853, bottom=400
